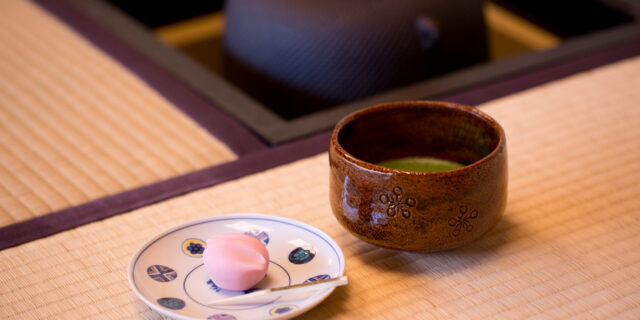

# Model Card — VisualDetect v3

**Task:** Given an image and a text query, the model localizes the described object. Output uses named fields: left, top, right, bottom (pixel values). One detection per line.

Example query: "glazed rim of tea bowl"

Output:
left=329, top=100, right=507, bottom=251
left=331, top=101, right=505, bottom=174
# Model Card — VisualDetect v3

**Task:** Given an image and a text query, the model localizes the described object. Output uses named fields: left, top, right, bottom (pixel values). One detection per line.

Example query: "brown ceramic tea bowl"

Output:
left=329, top=101, right=507, bottom=251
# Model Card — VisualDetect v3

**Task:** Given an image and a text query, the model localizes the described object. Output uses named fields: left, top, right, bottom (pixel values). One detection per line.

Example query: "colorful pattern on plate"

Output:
left=157, top=297, right=185, bottom=310
left=244, top=230, right=270, bottom=245
left=207, top=279, right=259, bottom=294
left=288, top=247, right=315, bottom=264
left=146, top=265, right=178, bottom=282
left=304, top=274, right=331, bottom=283
left=130, top=214, right=345, bottom=319
left=270, top=305, right=298, bottom=315
left=207, top=314, right=237, bottom=320
left=206, top=279, right=222, bottom=292
left=182, top=238, right=206, bottom=257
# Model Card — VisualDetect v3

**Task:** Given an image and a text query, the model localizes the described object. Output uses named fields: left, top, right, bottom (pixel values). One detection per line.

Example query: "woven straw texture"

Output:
left=0, top=0, right=236, bottom=227
left=2, top=55, right=639, bottom=319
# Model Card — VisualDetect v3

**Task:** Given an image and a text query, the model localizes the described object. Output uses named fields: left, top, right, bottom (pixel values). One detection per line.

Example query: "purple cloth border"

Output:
left=2, top=1, right=639, bottom=249
left=0, top=132, right=330, bottom=249
left=441, top=35, right=640, bottom=105
left=32, top=0, right=267, bottom=156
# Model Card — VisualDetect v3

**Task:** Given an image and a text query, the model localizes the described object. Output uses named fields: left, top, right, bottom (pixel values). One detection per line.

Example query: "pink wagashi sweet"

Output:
left=203, top=233, right=269, bottom=291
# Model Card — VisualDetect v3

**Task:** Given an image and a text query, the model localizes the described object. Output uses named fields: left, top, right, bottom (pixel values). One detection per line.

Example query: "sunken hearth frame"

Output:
left=52, top=0, right=640, bottom=145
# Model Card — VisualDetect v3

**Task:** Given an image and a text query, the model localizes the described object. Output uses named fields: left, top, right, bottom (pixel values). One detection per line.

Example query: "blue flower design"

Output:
left=182, top=238, right=206, bottom=257
left=186, top=242, right=204, bottom=255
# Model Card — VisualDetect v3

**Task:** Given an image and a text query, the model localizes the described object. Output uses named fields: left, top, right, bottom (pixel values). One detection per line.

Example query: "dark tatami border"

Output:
left=441, top=35, right=640, bottom=105
left=52, top=0, right=640, bottom=145
left=0, top=132, right=330, bottom=249
left=2, top=1, right=639, bottom=249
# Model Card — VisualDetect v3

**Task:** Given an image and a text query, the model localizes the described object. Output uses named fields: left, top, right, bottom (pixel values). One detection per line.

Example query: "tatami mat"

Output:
left=0, top=0, right=236, bottom=227
left=2, top=54, right=640, bottom=319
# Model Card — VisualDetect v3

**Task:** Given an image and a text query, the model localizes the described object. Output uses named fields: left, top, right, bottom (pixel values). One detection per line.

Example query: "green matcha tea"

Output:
left=377, top=156, right=464, bottom=172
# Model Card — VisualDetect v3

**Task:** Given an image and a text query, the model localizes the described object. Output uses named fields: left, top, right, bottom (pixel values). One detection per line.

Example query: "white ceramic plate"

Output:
left=128, top=213, right=345, bottom=320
